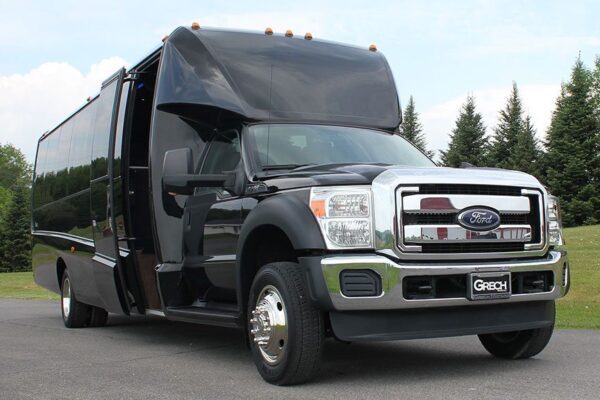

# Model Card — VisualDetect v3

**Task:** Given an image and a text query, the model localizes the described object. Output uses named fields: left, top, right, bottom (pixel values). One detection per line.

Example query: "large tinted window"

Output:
left=43, top=127, right=64, bottom=203
left=68, top=102, right=96, bottom=193
left=91, top=80, right=118, bottom=179
left=247, top=124, right=434, bottom=171
left=32, top=138, right=49, bottom=209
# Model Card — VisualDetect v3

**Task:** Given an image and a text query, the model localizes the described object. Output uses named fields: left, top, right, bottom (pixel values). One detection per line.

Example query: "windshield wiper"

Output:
left=261, top=164, right=314, bottom=171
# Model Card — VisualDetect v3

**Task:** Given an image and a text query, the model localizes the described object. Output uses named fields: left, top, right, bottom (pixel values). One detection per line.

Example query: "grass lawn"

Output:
left=0, top=225, right=598, bottom=328
left=0, top=271, right=59, bottom=300
left=556, top=225, right=600, bottom=329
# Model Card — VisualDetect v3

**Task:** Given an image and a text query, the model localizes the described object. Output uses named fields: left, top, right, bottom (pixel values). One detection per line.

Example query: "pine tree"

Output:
left=544, top=58, right=600, bottom=226
left=0, top=185, right=31, bottom=272
left=440, top=96, right=488, bottom=167
left=509, top=116, right=541, bottom=178
left=400, top=96, right=434, bottom=158
left=488, top=82, right=524, bottom=168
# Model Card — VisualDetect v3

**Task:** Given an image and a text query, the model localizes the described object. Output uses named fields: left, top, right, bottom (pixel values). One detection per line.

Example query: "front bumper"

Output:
left=302, top=250, right=569, bottom=312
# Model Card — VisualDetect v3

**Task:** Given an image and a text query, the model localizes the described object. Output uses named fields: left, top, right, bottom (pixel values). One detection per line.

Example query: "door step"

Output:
left=165, top=305, right=242, bottom=329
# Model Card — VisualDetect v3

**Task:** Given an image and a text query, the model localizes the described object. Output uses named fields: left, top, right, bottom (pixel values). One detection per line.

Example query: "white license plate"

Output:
left=468, top=272, right=511, bottom=300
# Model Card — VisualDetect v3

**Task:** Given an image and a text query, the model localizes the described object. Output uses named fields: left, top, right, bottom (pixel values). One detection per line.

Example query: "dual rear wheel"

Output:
left=60, top=271, right=108, bottom=329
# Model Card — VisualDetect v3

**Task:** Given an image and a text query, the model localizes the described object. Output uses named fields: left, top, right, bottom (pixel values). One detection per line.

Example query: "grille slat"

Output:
left=404, top=213, right=530, bottom=225
left=418, top=184, right=521, bottom=196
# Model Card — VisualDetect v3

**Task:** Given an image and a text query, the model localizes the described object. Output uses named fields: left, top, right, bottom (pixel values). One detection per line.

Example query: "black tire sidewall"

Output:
left=61, top=270, right=89, bottom=328
left=247, top=264, right=302, bottom=383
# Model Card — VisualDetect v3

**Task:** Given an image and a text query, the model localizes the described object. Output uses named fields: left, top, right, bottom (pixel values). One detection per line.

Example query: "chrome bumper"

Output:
left=321, top=250, right=569, bottom=311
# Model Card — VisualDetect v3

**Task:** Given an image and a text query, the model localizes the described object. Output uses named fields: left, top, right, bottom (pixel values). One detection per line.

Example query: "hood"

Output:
left=260, top=165, right=544, bottom=192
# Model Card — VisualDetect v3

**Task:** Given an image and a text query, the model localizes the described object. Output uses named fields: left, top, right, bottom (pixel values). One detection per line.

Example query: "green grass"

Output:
left=0, top=225, right=598, bottom=328
left=556, top=225, right=600, bottom=329
left=0, top=272, right=59, bottom=300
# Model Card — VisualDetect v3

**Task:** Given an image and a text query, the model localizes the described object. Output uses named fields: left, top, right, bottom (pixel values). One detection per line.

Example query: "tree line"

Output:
left=400, top=56, right=600, bottom=227
left=0, top=144, right=32, bottom=272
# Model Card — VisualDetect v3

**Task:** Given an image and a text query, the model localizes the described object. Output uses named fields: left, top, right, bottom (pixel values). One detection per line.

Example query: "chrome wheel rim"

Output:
left=62, top=277, right=71, bottom=320
left=250, top=285, right=288, bottom=365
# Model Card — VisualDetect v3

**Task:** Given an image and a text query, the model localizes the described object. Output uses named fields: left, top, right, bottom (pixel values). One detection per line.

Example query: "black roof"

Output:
left=155, top=27, right=401, bottom=130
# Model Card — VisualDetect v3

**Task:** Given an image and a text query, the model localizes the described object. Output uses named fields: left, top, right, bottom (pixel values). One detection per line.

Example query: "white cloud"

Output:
left=0, top=57, right=127, bottom=162
left=421, top=84, right=561, bottom=157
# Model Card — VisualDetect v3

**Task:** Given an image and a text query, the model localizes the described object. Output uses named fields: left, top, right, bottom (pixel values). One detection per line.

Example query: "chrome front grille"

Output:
left=396, top=185, right=546, bottom=259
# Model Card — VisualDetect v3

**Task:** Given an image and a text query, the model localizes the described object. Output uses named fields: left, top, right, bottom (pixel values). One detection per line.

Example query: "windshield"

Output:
left=246, top=124, right=434, bottom=172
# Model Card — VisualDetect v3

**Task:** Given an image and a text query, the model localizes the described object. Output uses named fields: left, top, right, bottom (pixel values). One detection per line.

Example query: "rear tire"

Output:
left=478, top=304, right=555, bottom=359
left=61, top=271, right=89, bottom=328
left=87, top=306, right=109, bottom=327
left=248, top=262, right=324, bottom=385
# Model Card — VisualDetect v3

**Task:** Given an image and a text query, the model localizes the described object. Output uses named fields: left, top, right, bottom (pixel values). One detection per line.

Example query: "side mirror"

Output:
left=162, top=148, right=233, bottom=195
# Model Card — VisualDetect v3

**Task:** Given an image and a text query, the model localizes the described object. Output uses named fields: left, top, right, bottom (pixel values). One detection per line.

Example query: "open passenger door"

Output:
left=90, top=68, right=133, bottom=315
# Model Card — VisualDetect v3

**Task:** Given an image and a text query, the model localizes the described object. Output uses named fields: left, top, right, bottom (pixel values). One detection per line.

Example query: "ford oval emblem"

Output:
left=457, top=208, right=501, bottom=231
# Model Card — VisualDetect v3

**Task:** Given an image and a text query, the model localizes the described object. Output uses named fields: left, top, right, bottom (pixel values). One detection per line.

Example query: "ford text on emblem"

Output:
left=457, top=208, right=501, bottom=231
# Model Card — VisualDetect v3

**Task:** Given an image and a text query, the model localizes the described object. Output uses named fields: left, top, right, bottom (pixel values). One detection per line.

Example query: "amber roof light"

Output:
left=369, top=44, right=377, bottom=52
left=304, top=32, right=313, bottom=40
left=285, top=30, right=293, bottom=37
left=265, top=27, right=274, bottom=35
left=191, top=21, right=200, bottom=30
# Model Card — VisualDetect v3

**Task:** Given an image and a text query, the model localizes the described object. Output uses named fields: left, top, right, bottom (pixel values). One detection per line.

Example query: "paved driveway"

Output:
left=1, top=299, right=598, bottom=399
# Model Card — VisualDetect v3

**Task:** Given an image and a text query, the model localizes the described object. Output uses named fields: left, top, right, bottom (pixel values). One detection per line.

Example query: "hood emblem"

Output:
left=457, top=208, right=501, bottom=231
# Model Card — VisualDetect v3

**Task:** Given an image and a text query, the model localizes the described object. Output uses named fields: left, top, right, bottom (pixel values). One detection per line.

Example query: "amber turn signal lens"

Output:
left=310, top=199, right=326, bottom=218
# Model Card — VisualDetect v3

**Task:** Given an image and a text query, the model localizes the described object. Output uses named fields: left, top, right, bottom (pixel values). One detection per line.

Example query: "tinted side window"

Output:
left=32, top=138, right=49, bottom=210
left=68, top=102, right=96, bottom=193
left=43, top=127, right=63, bottom=203
left=56, top=120, right=73, bottom=196
left=91, top=80, right=118, bottom=179
left=201, top=131, right=241, bottom=174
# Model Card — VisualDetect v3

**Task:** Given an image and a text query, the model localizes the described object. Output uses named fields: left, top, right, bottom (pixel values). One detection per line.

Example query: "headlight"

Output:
left=310, top=187, right=373, bottom=249
left=547, top=195, right=564, bottom=246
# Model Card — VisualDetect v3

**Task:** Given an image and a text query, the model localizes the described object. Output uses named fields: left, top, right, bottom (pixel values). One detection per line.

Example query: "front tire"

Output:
left=248, top=262, right=324, bottom=385
left=61, top=271, right=89, bottom=328
left=478, top=303, right=555, bottom=359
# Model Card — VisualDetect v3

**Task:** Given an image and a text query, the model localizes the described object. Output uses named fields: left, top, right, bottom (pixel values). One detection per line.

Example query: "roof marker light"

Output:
left=304, top=32, right=313, bottom=40
left=265, top=27, right=273, bottom=35
left=285, top=30, right=293, bottom=37
left=369, top=44, right=377, bottom=52
left=162, top=35, right=169, bottom=42
left=86, top=96, right=91, bottom=102
left=191, top=21, right=200, bottom=30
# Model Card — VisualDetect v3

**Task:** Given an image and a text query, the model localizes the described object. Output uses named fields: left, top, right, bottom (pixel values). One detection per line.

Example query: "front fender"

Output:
left=238, top=191, right=326, bottom=253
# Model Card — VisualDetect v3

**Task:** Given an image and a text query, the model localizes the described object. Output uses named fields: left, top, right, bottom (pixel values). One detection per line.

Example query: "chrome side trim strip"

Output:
left=404, top=224, right=532, bottom=243
left=403, top=194, right=530, bottom=214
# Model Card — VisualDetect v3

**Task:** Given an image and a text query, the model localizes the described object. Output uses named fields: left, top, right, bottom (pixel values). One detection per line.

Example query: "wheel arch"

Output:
left=236, top=193, right=326, bottom=311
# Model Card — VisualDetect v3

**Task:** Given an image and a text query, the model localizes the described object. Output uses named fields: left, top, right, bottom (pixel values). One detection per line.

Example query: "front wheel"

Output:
left=248, top=262, right=324, bottom=385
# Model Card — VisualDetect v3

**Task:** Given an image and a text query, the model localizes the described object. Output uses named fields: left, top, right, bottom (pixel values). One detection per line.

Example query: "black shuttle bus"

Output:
left=32, top=24, right=569, bottom=385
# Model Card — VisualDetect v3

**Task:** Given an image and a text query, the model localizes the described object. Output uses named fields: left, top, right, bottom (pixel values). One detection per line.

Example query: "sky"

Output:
left=1, top=0, right=599, bottom=161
